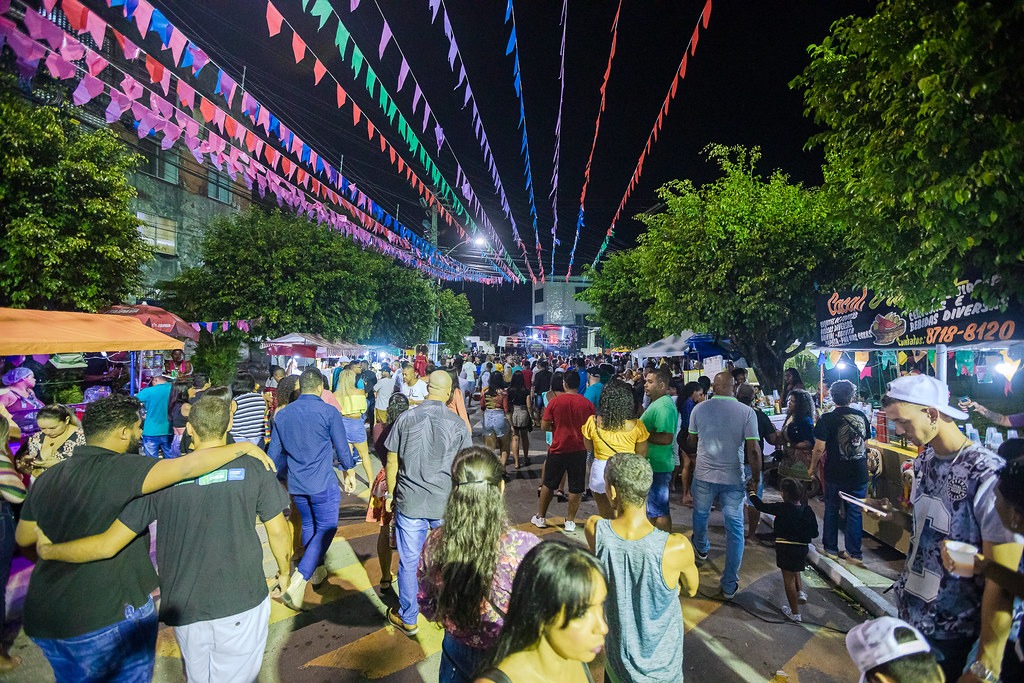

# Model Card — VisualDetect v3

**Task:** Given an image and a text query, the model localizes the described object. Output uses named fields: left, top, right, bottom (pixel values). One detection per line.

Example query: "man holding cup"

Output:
left=882, top=375, right=1022, bottom=683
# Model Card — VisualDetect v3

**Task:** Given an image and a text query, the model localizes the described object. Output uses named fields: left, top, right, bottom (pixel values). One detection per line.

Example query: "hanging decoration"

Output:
left=995, top=349, right=1020, bottom=396
left=590, top=0, right=713, bottom=271
left=549, top=0, right=567, bottom=275
left=190, top=320, right=254, bottom=334
left=565, top=0, right=622, bottom=281
left=503, top=0, right=545, bottom=282
left=2, top=1, right=502, bottom=284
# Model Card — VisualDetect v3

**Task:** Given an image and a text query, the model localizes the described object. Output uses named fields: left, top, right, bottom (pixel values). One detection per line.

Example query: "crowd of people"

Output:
left=0, top=348, right=1022, bottom=683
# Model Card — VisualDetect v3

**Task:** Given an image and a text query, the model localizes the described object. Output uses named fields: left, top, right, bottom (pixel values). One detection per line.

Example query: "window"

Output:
left=534, top=288, right=544, bottom=303
left=534, top=314, right=544, bottom=325
left=575, top=314, right=587, bottom=326
left=138, top=141, right=179, bottom=184
left=207, top=168, right=233, bottom=203
left=575, top=286, right=587, bottom=296
left=136, top=213, right=177, bottom=255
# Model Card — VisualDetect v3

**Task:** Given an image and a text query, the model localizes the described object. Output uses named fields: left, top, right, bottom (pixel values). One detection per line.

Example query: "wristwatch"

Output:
left=969, top=661, right=999, bottom=682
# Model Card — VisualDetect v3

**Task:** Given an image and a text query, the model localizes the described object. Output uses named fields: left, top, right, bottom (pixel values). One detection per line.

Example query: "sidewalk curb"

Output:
left=761, top=513, right=898, bottom=619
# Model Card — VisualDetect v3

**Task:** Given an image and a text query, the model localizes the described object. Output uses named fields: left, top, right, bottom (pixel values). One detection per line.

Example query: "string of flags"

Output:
left=549, top=0, right=567, bottom=275
left=190, top=320, right=253, bottom=334
left=591, top=0, right=713, bottom=271
left=565, top=0, right=622, bottom=281
left=0, top=0, right=503, bottom=284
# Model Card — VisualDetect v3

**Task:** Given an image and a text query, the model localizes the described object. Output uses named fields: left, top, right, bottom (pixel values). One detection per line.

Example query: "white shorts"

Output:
left=174, top=595, right=271, bottom=683
left=589, top=458, right=610, bottom=494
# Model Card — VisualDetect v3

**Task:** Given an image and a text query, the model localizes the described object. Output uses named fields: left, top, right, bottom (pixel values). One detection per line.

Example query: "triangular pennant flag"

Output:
left=167, top=28, right=187, bottom=65
left=335, top=83, right=347, bottom=107
left=378, top=20, right=392, bottom=59
left=334, top=21, right=350, bottom=56
left=266, top=1, right=283, bottom=36
left=313, top=59, right=327, bottom=84
left=702, top=0, right=712, bottom=29
left=397, top=59, right=410, bottom=91
left=352, top=101, right=361, bottom=125
left=690, top=25, right=700, bottom=55
left=310, top=0, right=333, bottom=31
left=292, top=33, right=306, bottom=63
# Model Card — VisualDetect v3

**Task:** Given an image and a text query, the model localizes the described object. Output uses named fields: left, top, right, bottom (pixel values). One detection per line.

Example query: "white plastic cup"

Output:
left=944, top=540, right=978, bottom=578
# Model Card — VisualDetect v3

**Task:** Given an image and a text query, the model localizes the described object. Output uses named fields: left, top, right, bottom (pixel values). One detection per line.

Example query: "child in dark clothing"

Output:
left=748, top=477, right=819, bottom=622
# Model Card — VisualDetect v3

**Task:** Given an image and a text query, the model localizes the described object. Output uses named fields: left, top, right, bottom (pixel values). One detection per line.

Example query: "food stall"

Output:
left=0, top=307, right=184, bottom=440
left=261, top=333, right=367, bottom=373
left=815, top=283, right=1024, bottom=553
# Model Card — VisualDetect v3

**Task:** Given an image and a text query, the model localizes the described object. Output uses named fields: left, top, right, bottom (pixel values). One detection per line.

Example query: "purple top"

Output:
left=418, top=528, right=541, bottom=649
left=1009, top=412, right=1024, bottom=428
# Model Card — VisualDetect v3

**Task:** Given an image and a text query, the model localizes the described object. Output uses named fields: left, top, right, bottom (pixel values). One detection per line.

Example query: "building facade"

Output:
left=531, top=276, right=595, bottom=326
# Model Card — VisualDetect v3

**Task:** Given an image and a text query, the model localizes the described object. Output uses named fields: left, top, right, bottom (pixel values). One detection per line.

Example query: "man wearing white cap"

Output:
left=883, top=374, right=1022, bottom=683
left=846, top=616, right=942, bottom=682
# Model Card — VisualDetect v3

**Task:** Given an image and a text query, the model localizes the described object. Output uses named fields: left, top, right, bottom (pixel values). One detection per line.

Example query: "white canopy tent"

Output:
left=631, top=332, right=699, bottom=360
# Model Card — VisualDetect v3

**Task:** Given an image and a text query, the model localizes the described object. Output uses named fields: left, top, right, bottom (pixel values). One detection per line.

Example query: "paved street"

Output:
left=2, top=412, right=873, bottom=683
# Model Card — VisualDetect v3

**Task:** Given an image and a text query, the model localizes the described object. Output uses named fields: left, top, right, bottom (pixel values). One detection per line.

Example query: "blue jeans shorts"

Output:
left=646, top=471, right=672, bottom=518
left=342, top=416, right=367, bottom=444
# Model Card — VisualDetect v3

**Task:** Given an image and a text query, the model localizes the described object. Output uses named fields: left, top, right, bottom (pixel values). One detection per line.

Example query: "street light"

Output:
left=432, top=236, right=488, bottom=362
left=441, top=235, right=488, bottom=257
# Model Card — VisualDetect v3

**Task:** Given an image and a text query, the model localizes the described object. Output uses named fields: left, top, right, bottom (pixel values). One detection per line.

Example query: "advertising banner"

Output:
left=816, top=281, right=1023, bottom=349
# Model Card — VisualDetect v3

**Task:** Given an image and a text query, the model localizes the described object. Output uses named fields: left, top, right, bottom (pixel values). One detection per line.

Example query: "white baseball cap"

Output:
left=885, top=374, right=969, bottom=420
left=846, top=617, right=932, bottom=682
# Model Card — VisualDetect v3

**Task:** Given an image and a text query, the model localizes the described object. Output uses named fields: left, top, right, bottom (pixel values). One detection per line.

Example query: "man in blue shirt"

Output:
left=582, top=367, right=604, bottom=409
left=137, top=375, right=173, bottom=458
left=268, top=368, right=357, bottom=610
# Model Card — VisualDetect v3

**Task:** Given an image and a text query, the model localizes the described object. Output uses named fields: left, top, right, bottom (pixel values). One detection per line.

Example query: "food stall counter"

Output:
left=863, top=439, right=919, bottom=554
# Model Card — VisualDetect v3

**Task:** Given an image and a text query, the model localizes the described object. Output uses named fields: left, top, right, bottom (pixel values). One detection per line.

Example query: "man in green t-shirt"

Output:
left=641, top=367, right=679, bottom=532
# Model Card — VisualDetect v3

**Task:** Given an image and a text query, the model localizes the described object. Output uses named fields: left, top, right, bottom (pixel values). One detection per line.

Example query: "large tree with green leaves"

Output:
left=163, top=209, right=383, bottom=341
left=367, top=266, right=435, bottom=347
left=577, top=251, right=661, bottom=348
left=793, top=0, right=1023, bottom=309
left=0, top=80, right=147, bottom=311
left=609, top=145, right=849, bottom=392
left=436, top=288, right=474, bottom=355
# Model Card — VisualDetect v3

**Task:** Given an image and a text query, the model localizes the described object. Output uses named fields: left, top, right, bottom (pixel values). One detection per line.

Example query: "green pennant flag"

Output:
left=351, top=45, right=364, bottom=78
left=386, top=100, right=397, bottom=125
left=376, top=82, right=389, bottom=111
left=310, top=0, right=332, bottom=31
left=398, top=116, right=407, bottom=138
left=302, top=0, right=311, bottom=10
left=335, top=22, right=350, bottom=58
left=365, top=67, right=377, bottom=97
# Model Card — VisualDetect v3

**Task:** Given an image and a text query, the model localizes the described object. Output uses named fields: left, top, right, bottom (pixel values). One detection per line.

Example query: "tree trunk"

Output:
left=736, top=340, right=786, bottom=397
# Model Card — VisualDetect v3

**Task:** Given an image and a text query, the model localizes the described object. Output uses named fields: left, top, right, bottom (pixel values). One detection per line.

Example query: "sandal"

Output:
left=379, top=576, right=393, bottom=591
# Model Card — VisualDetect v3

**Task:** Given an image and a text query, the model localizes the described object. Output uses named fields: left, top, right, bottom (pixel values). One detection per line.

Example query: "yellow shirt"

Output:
left=581, top=416, right=649, bottom=461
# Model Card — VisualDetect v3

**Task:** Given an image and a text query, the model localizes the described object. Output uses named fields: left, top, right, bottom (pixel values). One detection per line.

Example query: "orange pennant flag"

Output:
left=313, top=59, right=327, bottom=85
left=366, top=119, right=375, bottom=141
left=690, top=26, right=699, bottom=55
left=352, top=102, right=361, bottom=126
left=292, top=33, right=306, bottom=63
left=336, top=84, right=346, bottom=107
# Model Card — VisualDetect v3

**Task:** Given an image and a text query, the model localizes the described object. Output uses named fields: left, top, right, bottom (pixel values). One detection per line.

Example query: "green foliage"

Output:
left=589, top=145, right=848, bottom=392
left=436, top=288, right=474, bottom=355
left=577, top=252, right=661, bottom=348
left=164, top=209, right=384, bottom=341
left=0, top=81, right=146, bottom=311
left=368, top=266, right=435, bottom=347
left=793, top=0, right=1024, bottom=309
left=190, top=329, right=247, bottom=386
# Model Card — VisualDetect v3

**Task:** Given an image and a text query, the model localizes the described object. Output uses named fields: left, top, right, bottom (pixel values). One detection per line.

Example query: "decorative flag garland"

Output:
left=2, top=2, right=500, bottom=284
left=565, top=0, right=622, bottom=281
left=503, top=0, right=545, bottom=282
left=549, top=0, right=567, bottom=275
left=273, top=0, right=523, bottom=283
left=590, top=0, right=713, bottom=271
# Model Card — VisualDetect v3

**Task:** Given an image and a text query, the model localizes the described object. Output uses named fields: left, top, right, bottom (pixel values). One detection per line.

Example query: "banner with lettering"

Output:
left=816, top=282, right=1023, bottom=349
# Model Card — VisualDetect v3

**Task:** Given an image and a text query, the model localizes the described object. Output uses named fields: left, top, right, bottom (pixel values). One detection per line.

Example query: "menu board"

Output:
left=816, top=282, right=1022, bottom=349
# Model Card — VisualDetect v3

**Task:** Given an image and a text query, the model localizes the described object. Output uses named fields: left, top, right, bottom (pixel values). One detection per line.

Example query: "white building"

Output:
left=531, top=276, right=595, bottom=326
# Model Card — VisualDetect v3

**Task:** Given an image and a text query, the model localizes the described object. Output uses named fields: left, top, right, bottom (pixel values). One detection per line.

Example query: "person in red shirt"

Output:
left=413, top=345, right=428, bottom=378
left=532, top=370, right=595, bottom=532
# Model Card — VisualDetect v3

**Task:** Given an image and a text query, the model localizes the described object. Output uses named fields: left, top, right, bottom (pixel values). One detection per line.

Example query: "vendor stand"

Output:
left=261, top=333, right=367, bottom=373
left=815, top=284, right=1024, bottom=553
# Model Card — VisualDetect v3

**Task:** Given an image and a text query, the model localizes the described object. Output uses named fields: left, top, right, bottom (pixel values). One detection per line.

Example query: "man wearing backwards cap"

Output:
left=846, top=616, right=943, bottom=682
left=883, top=374, right=1023, bottom=683
left=384, top=371, right=471, bottom=636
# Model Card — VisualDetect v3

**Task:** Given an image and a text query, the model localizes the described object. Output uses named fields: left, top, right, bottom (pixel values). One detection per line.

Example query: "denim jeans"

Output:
left=292, top=485, right=341, bottom=579
left=822, top=482, right=867, bottom=559
left=140, top=434, right=172, bottom=458
left=395, top=511, right=442, bottom=624
left=33, top=596, right=158, bottom=683
left=439, top=632, right=491, bottom=683
left=690, top=478, right=746, bottom=595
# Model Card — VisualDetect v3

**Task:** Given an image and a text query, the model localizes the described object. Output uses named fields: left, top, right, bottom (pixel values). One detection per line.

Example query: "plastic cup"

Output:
left=944, top=540, right=978, bottom=578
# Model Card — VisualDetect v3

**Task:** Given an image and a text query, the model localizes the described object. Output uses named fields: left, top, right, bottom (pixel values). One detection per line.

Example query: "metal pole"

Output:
left=936, top=343, right=947, bottom=382
left=240, top=65, right=247, bottom=92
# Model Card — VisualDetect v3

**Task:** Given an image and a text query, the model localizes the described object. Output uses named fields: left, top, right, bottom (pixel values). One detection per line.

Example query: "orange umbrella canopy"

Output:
left=100, top=304, right=199, bottom=341
left=0, top=308, right=184, bottom=355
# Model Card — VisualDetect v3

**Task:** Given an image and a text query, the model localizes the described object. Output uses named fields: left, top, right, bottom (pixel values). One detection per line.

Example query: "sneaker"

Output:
left=781, top=605, right=802, bottom=622
left=797, top=590, right=808, bottom=604
left=693, top=543, right=708, bottom=563
left=564, top=520, right=577, bottom=532
left=839, top=551, right=865, bottom=567
left=716, top=587, right=736, bottom=601
left=281, top=571, right=308, bottom=611
left=310, top=565, right=328, bottom=589
left=386, top=607, right=419, bottom=637
left=531, top=515, right=548, bottom=529
left=821, top=548, right=839, bottom=560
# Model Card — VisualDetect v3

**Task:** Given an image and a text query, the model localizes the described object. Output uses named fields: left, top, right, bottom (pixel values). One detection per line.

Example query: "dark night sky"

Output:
left=100, top=0, right=872, bottom=323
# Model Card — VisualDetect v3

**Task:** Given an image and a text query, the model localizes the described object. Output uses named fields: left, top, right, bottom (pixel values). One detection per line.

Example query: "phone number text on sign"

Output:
left=924, top=320, right=1016, bottom=345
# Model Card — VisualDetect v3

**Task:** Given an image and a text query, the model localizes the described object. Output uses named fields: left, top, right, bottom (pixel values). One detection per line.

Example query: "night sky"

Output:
left=106, top=0, right=872, bottom=323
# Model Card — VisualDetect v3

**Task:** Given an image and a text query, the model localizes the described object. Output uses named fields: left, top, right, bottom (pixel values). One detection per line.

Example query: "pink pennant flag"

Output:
left=41, top=0, right=56, bottom=10
left=60, top=35, right=85, bottom=61
left=422, top=102, right=431, bottom=133
left=85, top=10, right=105, bottom=48
left=397, top=58, right=410, bottom=91
left=167, top=28, right=187, bottom=65
left=292, top=32, right=306, bottom=63
left=133, top=0, right=154, bottom=39
left=121, top=35, right=141, bottom=60
left=160, top=67, right=171, bottom=95
left=149, top=92, right=172, bottom=119
left=335, top=83, right=347, bottom=107
left=161, top=123, right=181, bottom=150
left=176, top=80, right=196, bottom=109
left=105, top=91, right=132, bottom=122
left=257, top=106, right=271, bottom=132
left=266, top=1, right=283, bottom=36
left=85, top=52, right=107, bottom=76
left=378, top=21, right=392, bottom=59
left=22, top=10, right=51, bottom=43
left=213, top=107, right=226, bottom=133
left=313, top=58, right=327, bottom=84
left=350, top=0, right=360, bottom=10
left=352, top=101, right=361, bottom=125
left=72, top=73, right=105, bottom=105
left=412, top=84, right=422, bottom=113
left=44, top=52, right=76, bottom=80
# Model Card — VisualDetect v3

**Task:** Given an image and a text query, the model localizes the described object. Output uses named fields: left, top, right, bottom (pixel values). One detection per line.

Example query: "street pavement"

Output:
left=1, top=407, right=882, bottom=682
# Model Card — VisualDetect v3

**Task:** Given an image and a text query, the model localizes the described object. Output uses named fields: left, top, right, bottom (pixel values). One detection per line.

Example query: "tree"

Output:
left=163, top=209, right=382, bottom=341
left=793, top=0, right=1024, bottom=309
left=0, top=80, right=147, bottom=311
left=576, top=251, right=662, bottom=348
left=632, top=145, right=848, bottom=392
left=367, top=266, right=435, bottom=347
left=436, top=288, right=474, bottom=355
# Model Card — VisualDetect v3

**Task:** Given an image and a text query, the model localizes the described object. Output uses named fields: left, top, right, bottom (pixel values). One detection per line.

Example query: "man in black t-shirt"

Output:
left=531, top=361, right=553, bottom=421
left=37, top=395, right=292, bottom=683
left=810, top=379, right=872, bottom=564
left=16, top=395, right=274, bottom=683
left=737, top=383, right=784, bottom=539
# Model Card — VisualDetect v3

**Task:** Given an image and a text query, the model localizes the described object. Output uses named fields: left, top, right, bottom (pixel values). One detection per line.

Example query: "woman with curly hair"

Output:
left=418, top=447, right=540, bottom=683
left=581, top=379, right=649, bottom=518
left=779, top=388, right=817, bottom=482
